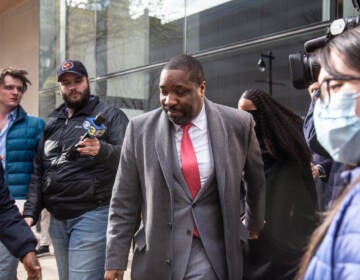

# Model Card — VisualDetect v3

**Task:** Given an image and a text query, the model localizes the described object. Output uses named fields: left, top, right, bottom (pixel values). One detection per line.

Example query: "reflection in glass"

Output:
left=102, top=67, right=161, bottom=117
left=39, top=0, right=330, bottom=120
left=187, top=0, right=325, bottom=53
left=129, top=0, right=231, bottom=24
left=39, top=0, right=59, bottom=91
left=200, top=29, right=326, bottom=116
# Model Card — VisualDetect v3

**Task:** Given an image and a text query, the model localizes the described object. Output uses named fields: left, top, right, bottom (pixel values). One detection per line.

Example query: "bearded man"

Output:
left=24, top=59, right=129, bottom=280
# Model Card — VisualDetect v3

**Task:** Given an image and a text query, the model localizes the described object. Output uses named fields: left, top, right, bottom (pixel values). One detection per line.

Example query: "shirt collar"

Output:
left=8, top=108, right=17, bottom=122
left=174, top=102, right=206, bottom=132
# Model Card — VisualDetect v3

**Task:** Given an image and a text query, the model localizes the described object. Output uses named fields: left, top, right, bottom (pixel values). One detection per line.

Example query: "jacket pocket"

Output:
left=43, top=172, right=97, bottom=203
left=133, top=227, right=146, bottom=252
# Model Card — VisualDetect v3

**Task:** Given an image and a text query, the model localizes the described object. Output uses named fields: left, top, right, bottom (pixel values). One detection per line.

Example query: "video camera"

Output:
left=289, top=0, right=360, bottom=89
left=289, top=52, right=320, bottom=90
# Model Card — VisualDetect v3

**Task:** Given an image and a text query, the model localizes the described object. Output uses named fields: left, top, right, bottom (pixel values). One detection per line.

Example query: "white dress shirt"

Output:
left=174, top=103, right=214, bottom=187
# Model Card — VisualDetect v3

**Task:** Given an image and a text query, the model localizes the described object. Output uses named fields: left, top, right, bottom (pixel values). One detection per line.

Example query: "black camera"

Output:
left=289, top=12, right=360, bottom=90
left=289, top=52, right=321, bottom=90
left=304, top=16, right=360, bottom=53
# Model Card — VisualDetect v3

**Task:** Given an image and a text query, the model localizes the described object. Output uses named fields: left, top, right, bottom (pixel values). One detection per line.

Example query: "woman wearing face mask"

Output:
left=238, top=89, right=318, bottom=280
left=296, top=25, right=360, bottom=279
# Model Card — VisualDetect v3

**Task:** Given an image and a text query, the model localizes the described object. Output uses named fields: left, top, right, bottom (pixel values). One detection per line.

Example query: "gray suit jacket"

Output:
left=106, top=99, right=266, bottom=280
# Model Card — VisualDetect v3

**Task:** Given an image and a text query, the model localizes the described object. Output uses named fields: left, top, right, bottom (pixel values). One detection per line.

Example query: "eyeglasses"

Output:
left=319, top=75, right=360, bottom=106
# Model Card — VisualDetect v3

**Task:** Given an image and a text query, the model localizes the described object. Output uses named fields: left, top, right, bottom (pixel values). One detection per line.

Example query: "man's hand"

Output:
left=248, top=231, right=259, bottom=240
left=22, top=251, right=42, bottom=280
left=77, top=137, right=100, bottom=157
left=24, top=217, right=34, bottom=227
left=104, top=269, right=124, bottom=280
left=242, top=217, right=261, bottom=240
left=311, top=163, right=320, bottom=178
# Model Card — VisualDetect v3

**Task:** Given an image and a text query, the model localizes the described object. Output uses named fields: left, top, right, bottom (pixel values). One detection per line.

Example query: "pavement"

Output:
left=17, top=246, right=132, bottom=280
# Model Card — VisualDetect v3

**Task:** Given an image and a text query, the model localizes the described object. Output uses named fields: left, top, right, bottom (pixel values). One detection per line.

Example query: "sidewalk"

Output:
left=17, top=247, right=58, bottom=280
left=17, top=254, right=58, bottom=279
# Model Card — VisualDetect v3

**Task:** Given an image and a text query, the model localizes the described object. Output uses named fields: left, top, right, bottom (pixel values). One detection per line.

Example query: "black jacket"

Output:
left=244, top=157, right=318, bottom=280
left=0, top=165, right=37, bottom=260
left=24, top=96, right=128, bottom=222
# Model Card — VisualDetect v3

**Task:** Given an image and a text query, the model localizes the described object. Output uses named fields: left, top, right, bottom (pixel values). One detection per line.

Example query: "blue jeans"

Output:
left=0, top=241, right=19, bottom=280
left=49, top=206, right=109, bottom=280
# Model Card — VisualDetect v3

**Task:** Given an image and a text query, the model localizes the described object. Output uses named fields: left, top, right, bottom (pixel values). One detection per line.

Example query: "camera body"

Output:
left=289, top=14, right=360, bottom=90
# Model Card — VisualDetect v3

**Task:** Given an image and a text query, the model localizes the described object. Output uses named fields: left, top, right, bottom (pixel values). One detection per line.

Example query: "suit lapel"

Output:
left=205, top=99, right=227, bottom=199
left=155, top=111, right=176, bottom=195
left=155, top=100, right=228, bottom=200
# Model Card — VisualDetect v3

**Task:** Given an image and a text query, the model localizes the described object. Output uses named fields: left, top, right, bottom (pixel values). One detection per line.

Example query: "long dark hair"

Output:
left=241, top=88, right=312, bottom=163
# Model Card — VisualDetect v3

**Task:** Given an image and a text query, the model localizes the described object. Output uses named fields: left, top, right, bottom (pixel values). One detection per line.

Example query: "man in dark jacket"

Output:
left=24, top=59, right=129, bottom=280
left=0, top=165, right=41, bottom=280
left=0, top=67, right=45, bottom=279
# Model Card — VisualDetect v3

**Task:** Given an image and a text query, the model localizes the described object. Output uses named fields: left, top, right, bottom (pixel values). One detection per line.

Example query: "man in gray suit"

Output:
left=105, top=54, right=266, bottom=280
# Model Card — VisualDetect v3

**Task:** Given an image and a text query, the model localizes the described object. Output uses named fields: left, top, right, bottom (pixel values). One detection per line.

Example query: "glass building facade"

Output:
left=39, top=0, right=359, bottom=119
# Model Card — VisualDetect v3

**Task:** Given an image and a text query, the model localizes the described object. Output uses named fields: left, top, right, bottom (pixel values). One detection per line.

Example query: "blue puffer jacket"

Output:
left=5, top=106, right=45, bottom=199
left=304, top=167, right=360, bottom=280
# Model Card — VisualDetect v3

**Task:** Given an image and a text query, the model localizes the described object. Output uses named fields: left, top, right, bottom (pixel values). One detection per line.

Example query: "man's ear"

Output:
left=200, top=80, right=206, bottom=97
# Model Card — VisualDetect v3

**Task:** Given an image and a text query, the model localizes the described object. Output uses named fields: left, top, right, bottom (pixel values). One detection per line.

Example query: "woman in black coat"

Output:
left=238, top=89, right=318, bottom=280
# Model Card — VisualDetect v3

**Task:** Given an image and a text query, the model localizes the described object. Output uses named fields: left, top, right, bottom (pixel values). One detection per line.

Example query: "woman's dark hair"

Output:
left=241, top=88, right=311, bottom=163
left=319, top=26, right=360, bottom=77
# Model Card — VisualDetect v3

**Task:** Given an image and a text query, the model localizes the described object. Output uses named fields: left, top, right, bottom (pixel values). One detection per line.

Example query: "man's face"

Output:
left=58, top=72, right=90, bottom=111
left=0, top=75, right=24, bottom=111
left=159, top=69, right=205, bottom=125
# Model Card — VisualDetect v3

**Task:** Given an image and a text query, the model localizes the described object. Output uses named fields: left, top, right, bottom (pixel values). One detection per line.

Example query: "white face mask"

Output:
left=313, top=91, right=360, bottom=165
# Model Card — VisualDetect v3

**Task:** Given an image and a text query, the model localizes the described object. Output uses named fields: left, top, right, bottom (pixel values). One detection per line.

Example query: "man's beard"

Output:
left=62, top=87, right=90, bottom=111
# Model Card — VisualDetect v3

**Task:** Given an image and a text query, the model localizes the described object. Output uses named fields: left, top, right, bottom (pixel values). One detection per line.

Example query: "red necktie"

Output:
left=181, top=123, right=201, bottom=237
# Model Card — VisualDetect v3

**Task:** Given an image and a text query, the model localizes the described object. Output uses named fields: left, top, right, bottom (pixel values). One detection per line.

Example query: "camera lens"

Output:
left=289, top=52, right=320, bottom=90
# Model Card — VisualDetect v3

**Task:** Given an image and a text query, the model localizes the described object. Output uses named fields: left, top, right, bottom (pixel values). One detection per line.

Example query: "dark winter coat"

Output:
left=24, top=96, right=128, bottom=223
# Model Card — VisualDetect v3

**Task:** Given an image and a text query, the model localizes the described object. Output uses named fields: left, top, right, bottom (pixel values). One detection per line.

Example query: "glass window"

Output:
left=341, top=0, right=360, bottom=16
left=39, top=0, right=60, bottom=91
left=186, top=0, right=327, bottom=53
left=99, top=67, right=161, bottom=118
left=39, top=0, right=332, bottom=120
left=65, top=1, right=97, bottom=78
left=101, top=29, right=327, bottom=119
left=97, top=0, right=184, bottom=76
left=97, top=0, right=145, bottom=76
left=197, top=29, right=326, bottom=116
